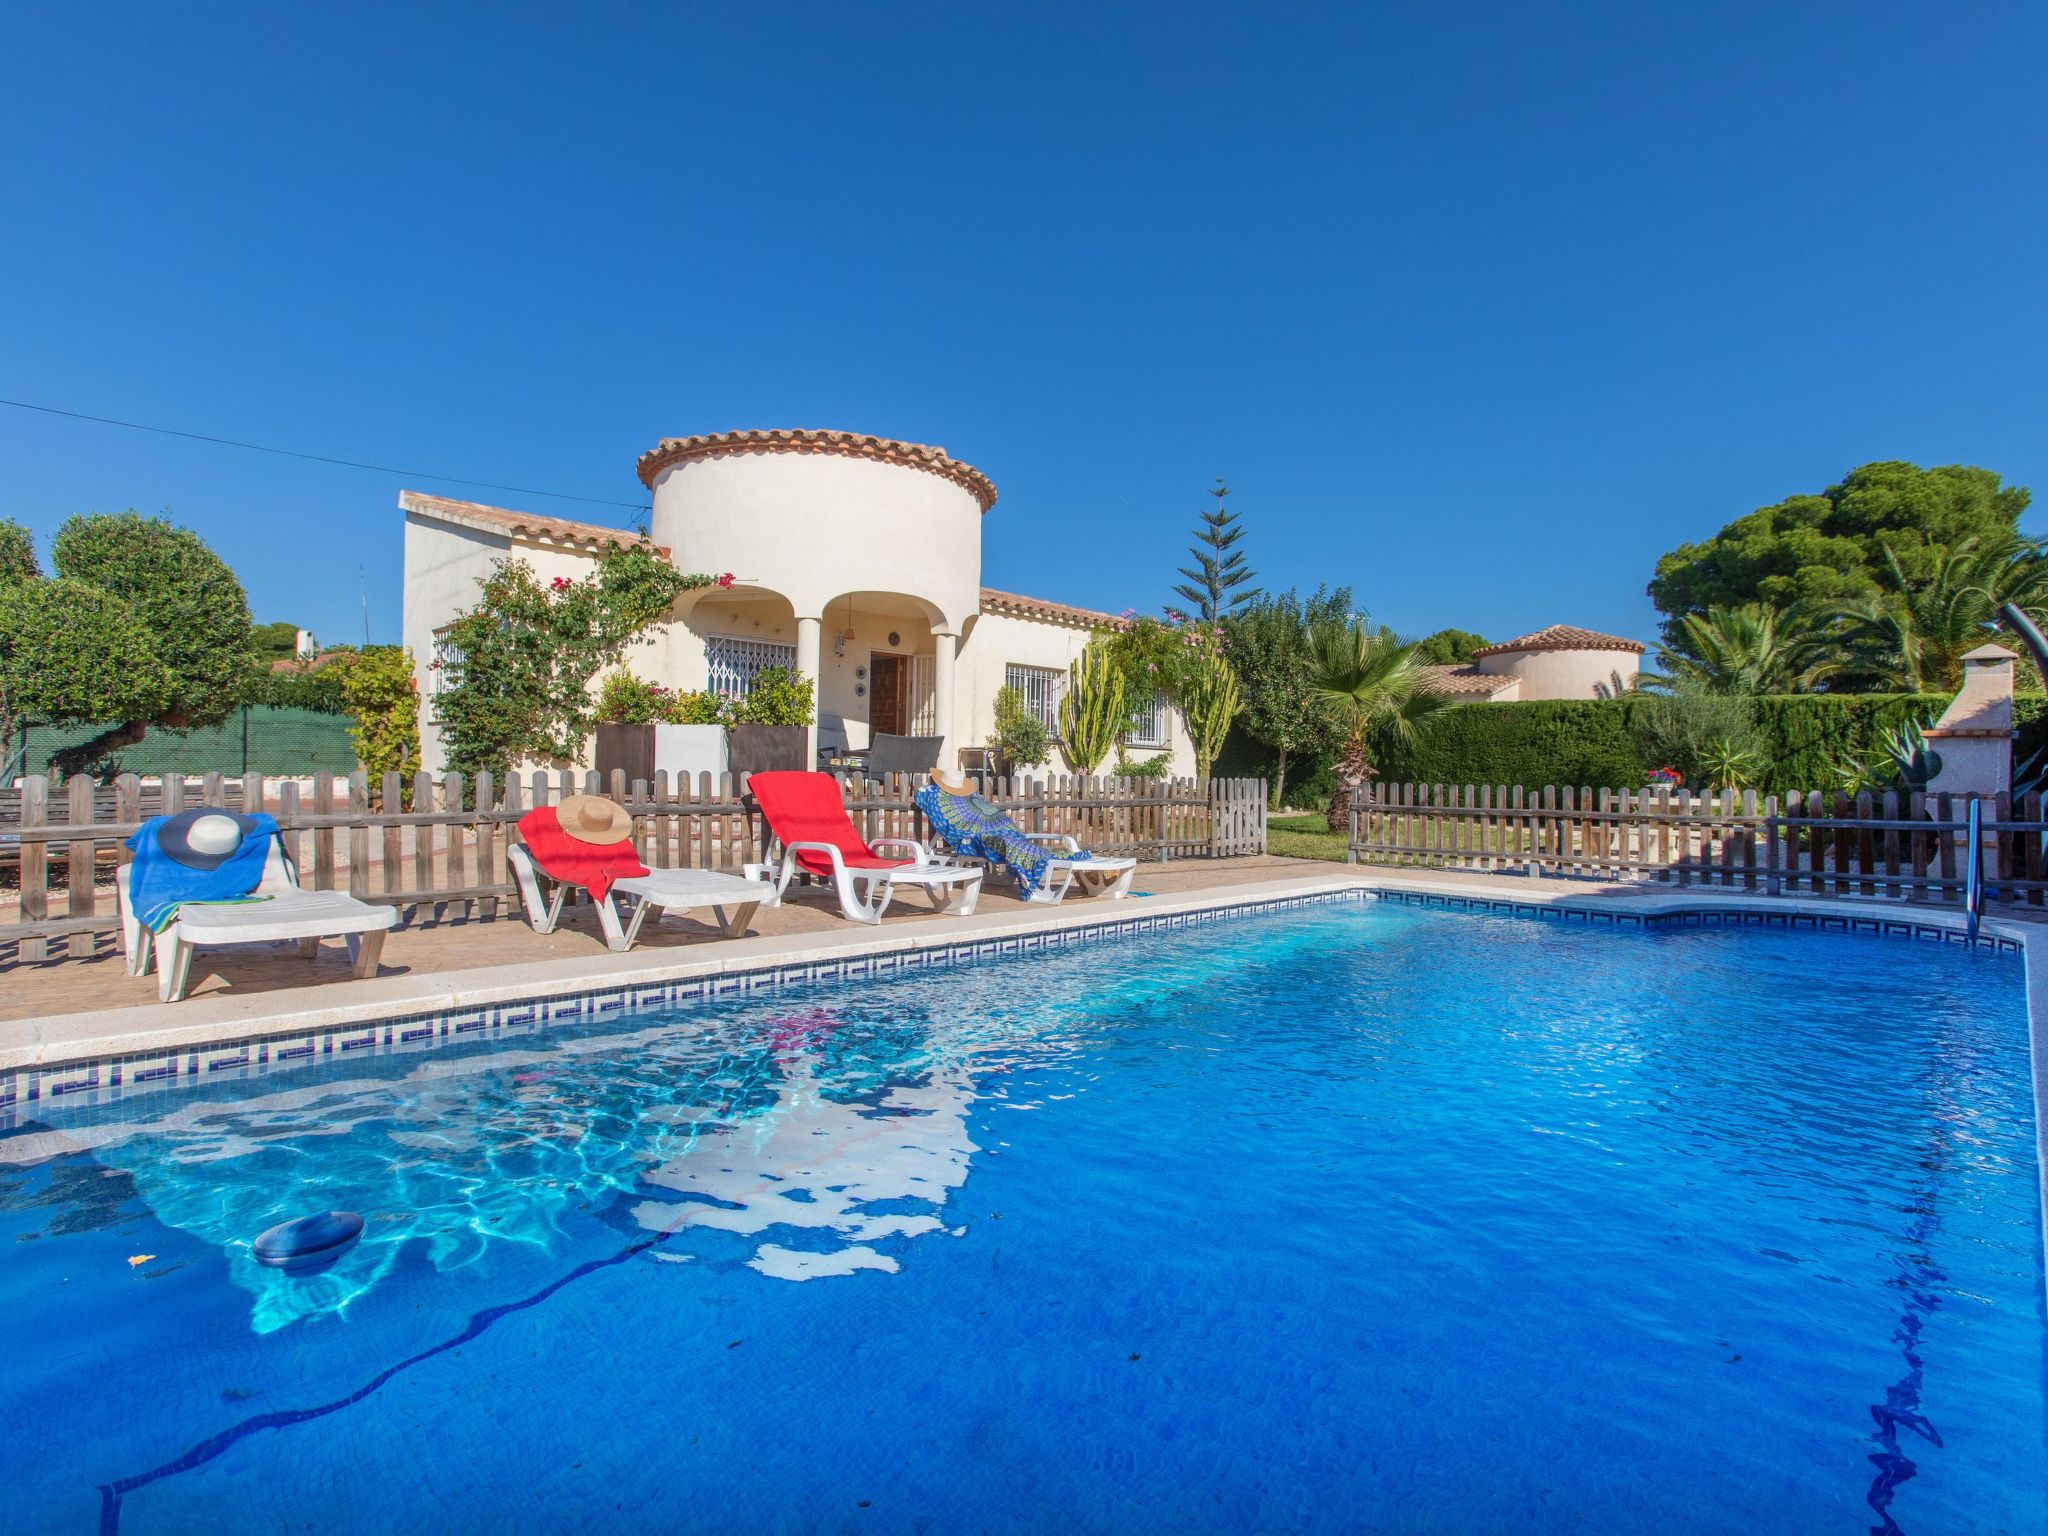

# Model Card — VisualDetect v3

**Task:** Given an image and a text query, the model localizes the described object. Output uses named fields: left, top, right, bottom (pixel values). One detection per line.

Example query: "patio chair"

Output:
left=913, top=780, right=1138, bottom=905
left=747, top=770, right=983, bottom=926
left=866, top=733, right=943, bottom=779
left=508, top=840, right=770, bottom=951
left=118, top=835, right=397, bottom=1003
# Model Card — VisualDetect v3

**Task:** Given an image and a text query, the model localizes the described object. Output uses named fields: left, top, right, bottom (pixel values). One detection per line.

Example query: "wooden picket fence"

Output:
left=1349, top=780, right=2048, bottom=907
left=2, top=770, right=1269, bottom=966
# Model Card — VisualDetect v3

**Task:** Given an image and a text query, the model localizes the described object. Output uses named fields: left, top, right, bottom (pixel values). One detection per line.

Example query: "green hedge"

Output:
left=1367, top=693, right=2045, bottom=794
left=15, top=705, right=359, bottom=779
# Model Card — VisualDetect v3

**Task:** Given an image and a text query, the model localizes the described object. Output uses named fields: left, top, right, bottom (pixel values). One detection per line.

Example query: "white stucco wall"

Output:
left=648, top=452, right=983, bottom=633
left=957, top=611, right=1196, bottom=777
left=1476, top=648, right=1639, bottom=700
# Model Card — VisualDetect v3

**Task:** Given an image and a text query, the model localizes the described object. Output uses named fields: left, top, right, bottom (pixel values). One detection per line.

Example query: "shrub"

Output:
left=988, top=685, right=1051, bottom=773
left=597, top=669, right=733, bottom=726
left=342, top=646, right=420, bottom=800
left=1113, top=751, right=1173, bottom=779
left=736, top=665, right=814, bottom=727
left=1370, top=693, right=1998, bottom=794
left=596, top=670, right=669, bottom=725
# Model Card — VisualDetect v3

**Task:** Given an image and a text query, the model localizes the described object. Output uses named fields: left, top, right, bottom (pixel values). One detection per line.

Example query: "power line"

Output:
left=0, top=396, right=651, bottom=513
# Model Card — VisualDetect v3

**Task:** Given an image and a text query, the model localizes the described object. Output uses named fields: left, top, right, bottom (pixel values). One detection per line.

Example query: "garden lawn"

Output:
left=1269, top=812, right=1350, bottom=862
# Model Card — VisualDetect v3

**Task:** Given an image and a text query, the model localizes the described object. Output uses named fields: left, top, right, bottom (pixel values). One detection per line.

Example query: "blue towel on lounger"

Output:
left=125, top=814, right=279, bottom=932
left=914, top=784, right=1092, bottom=896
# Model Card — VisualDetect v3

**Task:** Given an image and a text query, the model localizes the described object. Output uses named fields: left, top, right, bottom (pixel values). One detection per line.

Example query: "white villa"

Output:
left=401, top=429, right=1198, bottom=777
left=1417, top=625, right=1646, bottom=702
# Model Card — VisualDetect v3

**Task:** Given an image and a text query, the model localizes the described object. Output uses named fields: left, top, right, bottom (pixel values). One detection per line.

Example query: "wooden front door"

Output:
left=869, top=653, right=907, bottom=736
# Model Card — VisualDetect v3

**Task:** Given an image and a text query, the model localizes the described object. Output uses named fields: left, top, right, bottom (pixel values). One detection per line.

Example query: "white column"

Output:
left=931, top=629, right=958, bottom=769
left=795, top=614, right=823, bottom=767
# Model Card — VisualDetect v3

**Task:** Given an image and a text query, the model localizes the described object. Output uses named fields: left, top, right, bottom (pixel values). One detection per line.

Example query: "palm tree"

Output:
left=1653, top=603, right=1840, bottom=694
left=1308, top=618, right=1452, bottom=830
left=1835, top=535, right=2048, bottom=693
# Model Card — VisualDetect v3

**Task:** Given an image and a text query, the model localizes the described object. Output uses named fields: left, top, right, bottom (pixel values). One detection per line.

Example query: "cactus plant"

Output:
left=1058, top=641, right=1128, bottom=775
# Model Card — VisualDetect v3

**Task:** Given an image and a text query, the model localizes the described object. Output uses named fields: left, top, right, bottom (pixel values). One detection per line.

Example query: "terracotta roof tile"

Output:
left=1472, top=624, right=1644, bottom=658
left=399, top=491, right=669, bottom=558
left=1416, top=663, right=1519, bottom=698
left=636, top=429, right=998, bottom=510
left=978, top=587, right=1127, bottom=631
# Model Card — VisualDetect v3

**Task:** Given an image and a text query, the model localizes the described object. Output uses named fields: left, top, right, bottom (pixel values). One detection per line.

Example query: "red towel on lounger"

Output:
left=748, top=771, right=912, bottom=879
left=517, top=806, right=648, bottom=901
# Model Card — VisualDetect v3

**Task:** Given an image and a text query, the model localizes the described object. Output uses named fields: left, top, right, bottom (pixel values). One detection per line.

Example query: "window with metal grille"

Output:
left=706, top=634, right=798, bottom=700
left=428, top=633, right=464, bottom=697
left=1004, top=663, right=1066, bottom=739
left=1127, top=690, right=1170, bottom=748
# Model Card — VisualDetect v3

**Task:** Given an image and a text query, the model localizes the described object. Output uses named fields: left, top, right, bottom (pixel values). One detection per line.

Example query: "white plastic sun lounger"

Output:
left=760, top=838, right=985, bottom=927
left=1009, top=832, right=1138, bottom=905
left=508, top=844, right=770, bottom=951
left=118, top=837, right=397, bottom=1003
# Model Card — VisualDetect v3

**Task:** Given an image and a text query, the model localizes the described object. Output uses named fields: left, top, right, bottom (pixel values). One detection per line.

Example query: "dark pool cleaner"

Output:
left=253, top=1211, right=364, bottom=1273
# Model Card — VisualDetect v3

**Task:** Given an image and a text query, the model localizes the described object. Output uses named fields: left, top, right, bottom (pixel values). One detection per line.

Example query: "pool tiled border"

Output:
left=2, top=882, right=2023, bottom=1127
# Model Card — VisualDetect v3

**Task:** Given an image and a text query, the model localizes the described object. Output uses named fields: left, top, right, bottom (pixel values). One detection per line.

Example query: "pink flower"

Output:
left=716, top=572, right=737, bottom=589
left=549, top=576, right=571, bottom=592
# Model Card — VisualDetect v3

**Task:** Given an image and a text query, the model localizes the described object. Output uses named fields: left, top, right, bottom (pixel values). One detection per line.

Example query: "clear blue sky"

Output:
left=3, top=3, right=2041, bottom=651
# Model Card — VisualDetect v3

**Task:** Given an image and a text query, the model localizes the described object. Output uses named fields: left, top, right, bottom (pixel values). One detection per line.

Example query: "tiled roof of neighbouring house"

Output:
left=635, top=429, right=999, bottom=510
left=1472, top=624, right=1645, bottom=657
left=1416, top=663, right=1521, bottom=698
left=978, top=587, right=1128, bottom=631
left=399, top=491, right=670, bottom=557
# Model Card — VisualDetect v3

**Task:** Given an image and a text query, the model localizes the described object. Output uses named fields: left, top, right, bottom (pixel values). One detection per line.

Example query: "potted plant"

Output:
left=594, top=671, right=734, bottom=786
left=727, top=666, right=816, bottom=782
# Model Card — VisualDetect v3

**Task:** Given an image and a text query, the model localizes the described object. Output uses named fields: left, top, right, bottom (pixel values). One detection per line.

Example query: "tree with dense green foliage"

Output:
left=342, top=646, right=420, bottom=802
left=0, top=513, right=252, bottom=777
left=1058, top=641, right=1128, bottom=775
left=249, top=621, right=304, bottom=662
left=1648, top=461, right=2031, bottom=647
left=0, top=522, right=37, bottom=585
left=1171, top=480, right=1260, bottom=621
left=1412, top=627, right=1489, bottom=666
left=1308, top=619, right=1451, bottom=829
left=1222, top=586, right=1352, bottom=808
left=433, top=546, right=708, bottom=777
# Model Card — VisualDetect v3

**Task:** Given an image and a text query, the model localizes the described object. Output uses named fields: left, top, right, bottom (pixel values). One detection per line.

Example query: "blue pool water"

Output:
left=1, top=899, right=2042, bottom=1534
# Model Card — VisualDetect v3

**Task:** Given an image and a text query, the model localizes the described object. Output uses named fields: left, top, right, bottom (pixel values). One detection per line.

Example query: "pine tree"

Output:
left=1172, top=480, right=1261, bottom=621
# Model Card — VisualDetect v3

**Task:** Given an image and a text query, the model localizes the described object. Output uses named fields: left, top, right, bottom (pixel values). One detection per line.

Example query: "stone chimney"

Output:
left=1925, top=643, right=2017, bottom=798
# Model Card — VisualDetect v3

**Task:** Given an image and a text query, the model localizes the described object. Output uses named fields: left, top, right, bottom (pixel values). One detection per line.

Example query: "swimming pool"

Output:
left=1, top=897, right=2040, bottom=1534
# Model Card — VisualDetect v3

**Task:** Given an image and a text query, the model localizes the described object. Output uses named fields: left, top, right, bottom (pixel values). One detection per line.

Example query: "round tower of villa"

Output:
left=636, top=430, right=1000, bottom=763
left=1471, top=624, right=1645, bottom=699
left=638, top=429, right=994, bottom=635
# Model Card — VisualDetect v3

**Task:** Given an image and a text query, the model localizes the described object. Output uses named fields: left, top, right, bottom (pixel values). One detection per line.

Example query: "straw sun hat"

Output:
left=929, top=768, right=975, bottom=795
left=555, top=794, right=633, bottom=846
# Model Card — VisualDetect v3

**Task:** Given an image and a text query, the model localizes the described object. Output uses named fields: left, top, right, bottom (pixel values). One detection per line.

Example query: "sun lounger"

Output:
left=119, top=836, right=397, bottom=1003
left=747, top=770, right=983, bottom=925
left=914, top=781, right=1137, bottom=904
left=508, top=843, right=769, bottom=951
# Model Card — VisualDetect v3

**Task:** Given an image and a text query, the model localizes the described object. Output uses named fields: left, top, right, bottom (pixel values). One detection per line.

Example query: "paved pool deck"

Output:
left=5, top=855, right=2043, bottom=1075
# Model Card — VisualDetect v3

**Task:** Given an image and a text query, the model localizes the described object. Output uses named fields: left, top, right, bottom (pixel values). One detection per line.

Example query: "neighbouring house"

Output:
left=1418, top=625, right=1645, bottom=703
left=400, top=429, right=1196, bottom=776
